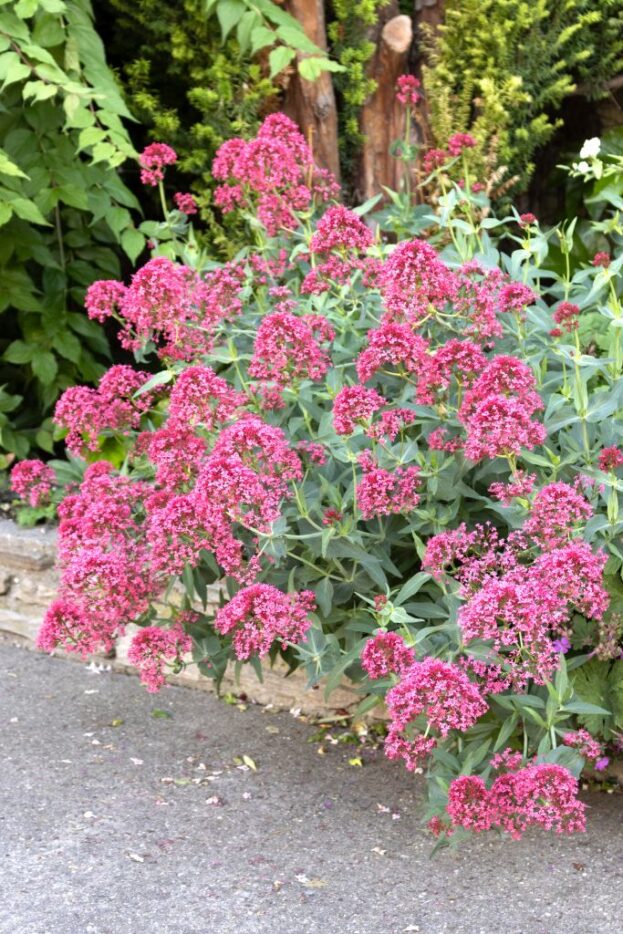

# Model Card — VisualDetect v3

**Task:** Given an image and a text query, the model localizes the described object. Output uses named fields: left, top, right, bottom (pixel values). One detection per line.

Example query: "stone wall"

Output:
left=0, top=519, right=365, bottom=716
left=0, top=519, right=57, bottom=645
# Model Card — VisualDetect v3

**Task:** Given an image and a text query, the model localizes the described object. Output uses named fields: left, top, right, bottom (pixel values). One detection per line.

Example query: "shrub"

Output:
left=0, top=0, right=145, bottom=465
left=18, top=116, right=623, bottom=844
left=422, top=0, right=623, bottom=194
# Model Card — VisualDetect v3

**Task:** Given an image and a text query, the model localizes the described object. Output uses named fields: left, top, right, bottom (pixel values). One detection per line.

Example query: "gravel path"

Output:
left=2, top=641, right=623, bottom=934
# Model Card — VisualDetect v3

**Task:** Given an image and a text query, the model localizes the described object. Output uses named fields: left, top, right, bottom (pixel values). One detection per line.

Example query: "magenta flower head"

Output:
left=592, top=251, right=611, bottom=268
left=447, top=133, right=477, bottom=157
left=395, top=75, right=422, bottom=107
left=174, top=192, right=198, bottom=215
left=519, top=213, right=537, bottom=228
left=139, top=143, right=178, bottom=186
left=361, top=631, right=415, bottom=680
left=10, top=459, right=55, bottom=507
left=598, top=446, right=623, bottom=472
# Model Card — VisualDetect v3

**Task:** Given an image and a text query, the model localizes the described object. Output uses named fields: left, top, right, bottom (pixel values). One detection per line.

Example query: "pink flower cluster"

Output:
left=386, top=657, right=488, bottom=738
left=360, top=631, right=415, bottom=680
left=383, top=657, right=487, bottom=771
left=54, top=365, right=156, bottom=455
left=139, top=143, right=177, bottom=186
left=424, top=484, right=609, bottom=685
left=355, top=321, right=430, bottom=385
left=447, top=133, right=477, bottom=156
left=85, top=257, right=246, bottom=361
left=563, top=729, right=609, bottom=770
left=395, top=75, right=422, bottom=107
left=39, top=465, right=155, bottom=656
left=519, top=212, right=537, bottom=227
left=212, top=114, right=338, bottom=236
left=173, top=192, right=198, bottom=215
left=249, top=312, right=334, bottom=398
left=10, top=459, right=55, bottom=507
left=552, top=301, right=581, bottom=333
left=37, top=598, right=113, bottom=657
left=523, top=481, right=593, bottom=549
left=488, top=470, right=536, bottom=505
left=459, top=356, right=546, bottom=461
left=379, top=241, right=534, bottom=339
left=147, top=415, right=302, bottom=582
left=420, top=134, right=477, bottom=178
left=444, top=763, right=586, bottom=838
left=127, top=624, right=193, bottom=692
left=356, top=452, right=421, bottom=520
left=168, top=366, right=244, bottom=431
left=214, top=584, right=316, bottom=659
left=333, top=386, right=385, bottom=435
left=302, top=206, right=375, bottom=294
left=39, top=403, right=307, bottom=667
left=592, top=251, right=611, bottom=268
left=599, top=446, right=623, bottom=471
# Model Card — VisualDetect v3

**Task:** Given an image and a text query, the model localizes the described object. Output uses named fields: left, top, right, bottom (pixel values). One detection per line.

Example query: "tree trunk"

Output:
left=414, top=0, right=445, bottom=32
left=283, top=0, right=341, bottom=180
left=359, top=14, right=413, bottom=200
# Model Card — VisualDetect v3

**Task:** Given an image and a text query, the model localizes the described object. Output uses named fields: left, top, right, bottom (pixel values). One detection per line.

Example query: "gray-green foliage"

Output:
left=0, top=0, right=144, bottom=462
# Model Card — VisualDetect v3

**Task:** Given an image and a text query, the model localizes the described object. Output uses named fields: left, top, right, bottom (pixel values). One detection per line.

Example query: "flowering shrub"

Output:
left=14, top=116, right=623, bottom=845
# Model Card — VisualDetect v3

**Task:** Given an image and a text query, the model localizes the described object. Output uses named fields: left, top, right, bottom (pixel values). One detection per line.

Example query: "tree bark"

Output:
left=359, top=14, right=413, bottom=200
left=413, top=0, right=445, bottom=32
left=283, top=0, right=340, bottom=180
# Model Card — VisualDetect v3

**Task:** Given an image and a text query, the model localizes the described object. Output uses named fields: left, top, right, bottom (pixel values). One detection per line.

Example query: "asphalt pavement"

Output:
left=1, top=641, right=622, bottom=934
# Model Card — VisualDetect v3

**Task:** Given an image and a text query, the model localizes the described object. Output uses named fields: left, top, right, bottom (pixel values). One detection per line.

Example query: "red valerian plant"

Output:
left=14, top=116, right=623, bottom=847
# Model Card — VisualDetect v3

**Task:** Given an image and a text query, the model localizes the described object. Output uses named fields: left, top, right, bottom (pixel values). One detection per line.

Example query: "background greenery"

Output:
left=0, top=0, right=144, bottom=465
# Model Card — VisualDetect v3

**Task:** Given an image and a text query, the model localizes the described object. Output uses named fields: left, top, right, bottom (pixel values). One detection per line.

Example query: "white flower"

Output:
left=579, top=137, right=601, bottom=159
left=576, top=160, right=590, bottom=175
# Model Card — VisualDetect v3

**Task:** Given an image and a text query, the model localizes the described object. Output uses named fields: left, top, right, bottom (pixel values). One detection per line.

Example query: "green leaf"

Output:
left=570, top=658, right=623, bottom=736
left=298, top=56, right=323, bottom=82
left=268, top=45, right=296, bottom=78
left=275, top=25, right=321, bottom=55
left=250, top=25, right=275, bottom=55
left=394, top=572, right=430, bottom=606
left=236, top=10, right=259, bottom=54
left=151, top=708, right=173, bottom=719
left=0, top=150, right=28, bottom=178
left=353, top=194, right=382, bottom=216
left=3, top=340, right=34, bottom=364
left=15, top=0, right=40, bottom=17
left=314, top=577, right=333, bottom=617
left=562, top=700, right=611, bottom=716
left=0, top=51, right=31, bottom=88
left=120, top=227, right=145, bottom=262
left=31, top=349, right=58, bottom=384
left=133, top=369, right=173, bottom=396
left=52, top=331, right=81, bottom=363
left=56, top=185, right=88, bottom=210
left=32, top=12, right=65, bottom=46
left=22, top=79, right=57, bottom=101
left=216, top=0, right=246, bottom=41
left=78, top=126, right=106, bottom=149
left=0, top=202, right=13, bottom=226
left=91, top=141, right=117, bottom=165
left=9, top=196, right=50, bottom=225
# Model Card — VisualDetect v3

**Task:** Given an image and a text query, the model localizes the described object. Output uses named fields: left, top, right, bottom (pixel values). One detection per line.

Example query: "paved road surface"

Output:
left=1, top=642, right=622, bottom=934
